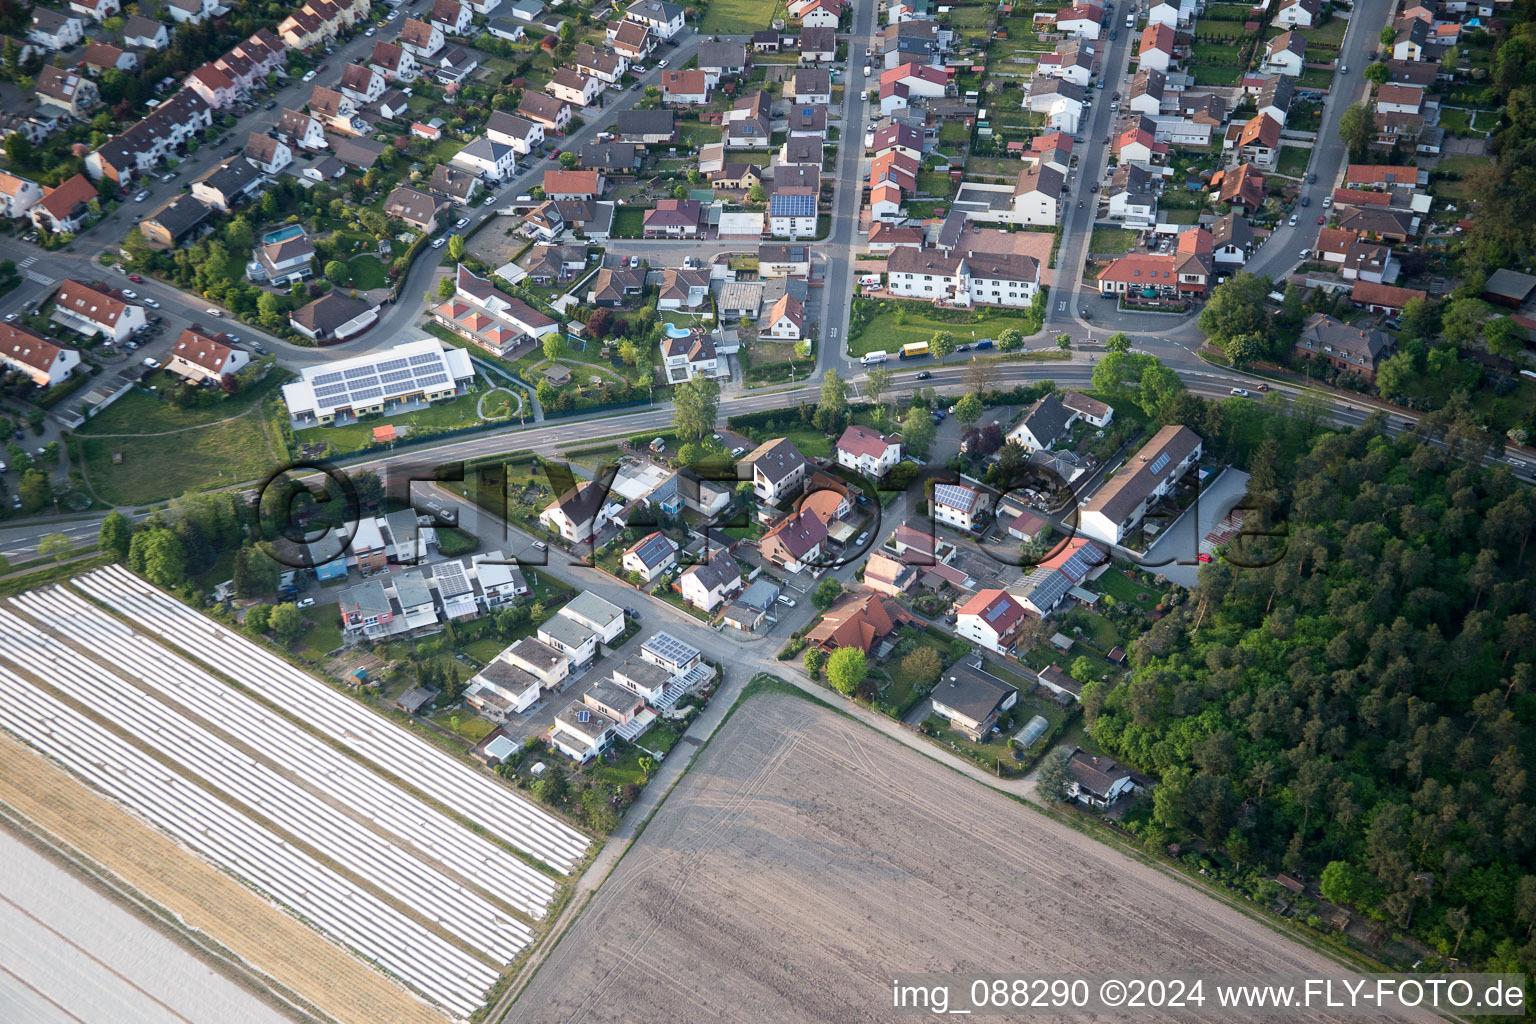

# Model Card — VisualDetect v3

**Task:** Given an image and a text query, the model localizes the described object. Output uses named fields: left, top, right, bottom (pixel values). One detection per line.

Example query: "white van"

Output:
left=861, top=350, right=888, bottom=366
left=859, top=274, right=882, bottom=289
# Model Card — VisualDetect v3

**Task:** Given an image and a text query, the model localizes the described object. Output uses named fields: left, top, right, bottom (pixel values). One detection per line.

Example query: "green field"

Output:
left=348, top=254, right=389, bottom=290
left=1089, top=227, right=1137, bottom=256
left=611, top=207, right=644, bottom=238
left=699, top=0, right=782, bottom=32
left=293, top=388, right=494, bottom=455
left=1276, top=145, right=1309, bottom=178
left=1433, top=153, right=1492, bottom=200
left=1297, top=67, right=1334, bottom=90
left=848, top=307, right=1045, bottom=356
left=71, top=371, right=290, bottom=506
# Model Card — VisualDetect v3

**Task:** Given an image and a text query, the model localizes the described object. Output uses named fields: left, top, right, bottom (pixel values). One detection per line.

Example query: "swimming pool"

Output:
left=663, top=323, right=692, bottom=338
left=262, top=225, right=305, bottom=246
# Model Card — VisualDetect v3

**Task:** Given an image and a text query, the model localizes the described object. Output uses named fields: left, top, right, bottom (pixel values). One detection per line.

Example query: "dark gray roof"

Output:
left=931, top=661, right=1015, bottom=724
left=1068, top=749, right=1133, bottom=799
left=682, top=546, right=739, bottom=593
left=142, top=192, right=209, bottom=239
left=1018, top=393, right=1073, bottom=448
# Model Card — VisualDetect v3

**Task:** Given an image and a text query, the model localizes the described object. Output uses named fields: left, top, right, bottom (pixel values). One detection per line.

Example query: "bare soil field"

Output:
left=508, top=693, right=1429, bottom=1023
left=0, top=735, right=447, bottom=1024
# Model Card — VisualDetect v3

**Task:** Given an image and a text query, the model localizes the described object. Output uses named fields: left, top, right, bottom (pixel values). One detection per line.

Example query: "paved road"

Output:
left=1246, top=0, right=1392, bottom=280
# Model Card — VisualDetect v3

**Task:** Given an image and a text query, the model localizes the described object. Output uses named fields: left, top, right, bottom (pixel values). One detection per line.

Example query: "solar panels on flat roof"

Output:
left=434, top=559, right=472, bottom=596
left=379, top=357, right=410, bottom=371
left=642, top=631, right=699, bottom=666
left=410, top=352, right=442, bottom=366
left=344, top=365, right=375, bottom=379
left=313, top=371, right=344, bottom=385
left=416, top=373, right=449, bottom=387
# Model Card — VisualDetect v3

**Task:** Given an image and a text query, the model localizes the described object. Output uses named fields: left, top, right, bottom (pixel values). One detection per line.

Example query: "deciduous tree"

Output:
left=825, top=647, right=867, bottom=695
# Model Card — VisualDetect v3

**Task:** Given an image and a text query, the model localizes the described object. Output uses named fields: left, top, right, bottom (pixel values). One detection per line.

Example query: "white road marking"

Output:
left=24, top=271, right=54, bottom=286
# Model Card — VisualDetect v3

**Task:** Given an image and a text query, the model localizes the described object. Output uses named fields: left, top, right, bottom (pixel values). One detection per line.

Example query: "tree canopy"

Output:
left=672, top=376, right=721, bottom=441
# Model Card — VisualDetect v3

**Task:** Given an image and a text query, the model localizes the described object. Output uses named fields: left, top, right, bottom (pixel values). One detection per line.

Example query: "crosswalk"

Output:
left=17, top=257, right=35, bottom=268
left=23, top=271, right=54, bottom=286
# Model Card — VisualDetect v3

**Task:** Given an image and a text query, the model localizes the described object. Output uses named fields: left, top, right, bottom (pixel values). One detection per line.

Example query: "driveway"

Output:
left=1140, top=466, right=1250, bottom=587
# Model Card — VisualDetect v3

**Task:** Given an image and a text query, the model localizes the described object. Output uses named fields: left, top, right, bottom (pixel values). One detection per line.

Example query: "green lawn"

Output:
left=849, top=306, right=1046, bottom=356
left=1434, top=152, right=1492, bottom=200
left=460, top=636, right=507, bottom=664
left=1089, top=227, right=1137, bottom=256
left=916, top=171, right=954, bottom=198
left=611, top=207, right=644, bottom=238
left=588, top=745, right=650, bottom=786
left=1094, top=568, right=1163, bottom=609
left=678, top=121, right=722, bottom=145
left=699, top=0, right=781, bottom=32
left=1437, top=107, right=1488, bottom=137
left=74, top=402, right=285, bottom=506
left=349, top=254, right=389, bottom=290
left=1276, top=145, right=1310, bottom=178
left=1298, top=18, right=1347, bottom=48
left=429, top=707, right=497, bottom=743
left=79, top=371, right=286, bottom=433
left=293, top=389, right=490, bottom=455
left=294, top=616, right=343, bottom=663
left=1297, top=67, right=1334, bottom=90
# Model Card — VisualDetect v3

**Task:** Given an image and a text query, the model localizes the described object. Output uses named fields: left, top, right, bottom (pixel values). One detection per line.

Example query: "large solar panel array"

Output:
left=641, top=631, right=700, bottom=668
left=300, top=346, right=456, bottom=412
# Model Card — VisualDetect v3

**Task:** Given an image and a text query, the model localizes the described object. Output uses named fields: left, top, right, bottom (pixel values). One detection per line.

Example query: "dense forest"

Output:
left=1083, top=417, right=1536, bottom=975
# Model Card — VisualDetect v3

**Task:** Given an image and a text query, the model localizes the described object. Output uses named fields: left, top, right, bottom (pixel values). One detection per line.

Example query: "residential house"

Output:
left=1011, top=164, right=1065, bottom=226
left=372, top=40, right=421, bottom=82
left=1272, top=0, right=1319, bottom=27
left=168, top=0, right=218, bottom=24
left=743, top=437, right=809, bottom=503
left=1376, top=83, right=1424, bottom=115
left=759, top=511, right=827, bottom=573
left=885, top=246, right=1041, bottom=308
left=484, top=110, right=545, bottom=155
left=1137, top=23, right=1176, bottom=72
left=1392, top=15, right=1431, bottom=61
left=835, top=424, right=902, bottom=478
left=28, top=9, right=85, bottom=49
left=590, top=266, right=646, bottom=307
left=0, top=324, right=81, bottom=387
left=384, top=185, right=447, bottom=231
left=679, top=547, right=742, bottom=613
left=577, top=140, right=642, bottom=173
left=435, top=263, right=558, bottom=355
left=657, top=267, right=711, bottom=309
left=141, top=193, right=209, bottom=250
left=558, top=592, right=625, bottom=645
left=548, top=701, right=617, bottom=762
left=1261, top=30, right=1307, bottom=76
left=1114, top=124, right=1168, bottom=168
left=0, top=172, right=44, bottom=221
left=621, top=531, right=678, bottom=582
left=1293, top=312, right=1392, bottom=381
left=453, top=135, right=517, bottom=180
left=724, top=91, right=772, bottom=147
left=661, top=68, right=711, bottom=104
left=710, top=162, right=762, bottom=191
left=1007, top=393, right=1075, bottom=451
left=81, top=42, right=137, bottom=73
left=1210, top=213, right=1255, bottom=267
left=609, top=20, right=651, bottom=61
left=1015, top=537, right=1106, bottom=617
left=863, top=553, right=917, bottom=597
left=165, top=326, right=248, bottom=385
left=768, top=191, right=817, bottom=238
left=658, top=326, right=719, bottom=381
left=548, top=67, right=601, bottom=107
left=1233, top=113, right=1282, bottom=171
left=1062, top=390, right=1113, bottom=427
left=1056, top=2, right=1104, bottom=38
left=29, top=173, right=97, bottom=234
left=541, top=480, right=609, bottom=543
left=799, top=25, right=837, bottom=62
left=930, top=661, right=1018, bottom=739
left=1066, top=749, right=1137, bottom=807
left=289, top=292, right=378, bottom=343
left=625, top=0, right=685, bottom=39
left=191, top=158, right=261, bottom=213
left=186, top=64, right=238, bottom=110
left=51, top=279, right=146, bottom=343
left=1106, top=163, right=1157, bottom=228
left=35, top=67, right=99, bottom=118
left=806, top=591, right=910, bottom=654
left=762, top=292, right=805, bottom=340
left=1253, top=74, right=1294, bottom=124
left=399, top=17, right=445, bottom=59
left=518, top=92, right=570, bottom=132
left=789, top=67, right=832, bottom=105
left=955, top=589, right=1028, bottom=653
left=278, top=108, right=328, bottom=151
left=575, top=44, right=628, bottom=84
left=243, top=133, right=293, bottom=176
left=428, top=163, right=482, bottom=205
left=338, top=580, right=394, bottom=638
left=470, top=552, right=529, bottom=607
left=1079, top=424, right=1202, bottom=546
left=543, top=169, right=602, bottom=200
left=1096, top=250, right=1211, bottom=298
left=1351, top=280, right=1427, bottom=315
left=615, top=108, right=675, bottom=143
left=338, top=63, right=385, bottom=106
left=121, top=14, right=169, bottom=49
left=697, top=40, right=747, bottom=81
left=249, top=231, right=315, bottom=285
left=431, top=0, right=472, bottom=34
left=798, top=0, right=843, bottom=27
left=932, top=482, right=991, bottom=532
left=1209, top=162, right=1266, bottom=212
left=1040, top=39, right=1096, bottom=88
left=308, top=86, right=360, bottom=134
left=759, top=243, right=812, bottom=277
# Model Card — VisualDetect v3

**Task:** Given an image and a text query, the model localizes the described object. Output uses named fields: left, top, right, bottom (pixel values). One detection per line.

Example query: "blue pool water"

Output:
left=663, top=323, right=692, bottom=338
left=262, top=224, right=305, bottom=246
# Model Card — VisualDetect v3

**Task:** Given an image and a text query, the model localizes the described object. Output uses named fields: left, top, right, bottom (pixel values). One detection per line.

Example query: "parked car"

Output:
left=454, top=217, right=469, bottom=229
left=128, top=274, right=143, bottom=283
left=2, top=313, right=15, bottom=323
left=431, top=236, right=446, bottom=248
left=481, top=193, right=496, bottom=206
left=297, top=597, right=315, bottom=608
left=548, top=148, right=561, bottom=159
left=657, top=58, right=669, bottom=67
left=1288, top=214, right=1298, bottom=226
left=777, top=595, right=797, bottom=607
left=264, top=100, right=277, bottom=110
left=122, top=289, right=138, bottom=299
left=142, top=357, right=160, bottom=369
left=1317, top=214, right=1325, bottom=224
left=1322, top=196, right=1332, bottom=208
left=302, top=69, right=316, bottom=81
left=1299, top=195, right=1309, bottom=206
left=143, top=298, right=160, bottom=308
left=133, top=189, right=150, bottom=202
left=206, top=307, right=223, bottom=317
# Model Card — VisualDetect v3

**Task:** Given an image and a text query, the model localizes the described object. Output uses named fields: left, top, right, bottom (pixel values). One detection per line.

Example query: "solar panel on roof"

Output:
left=313, top=371, right=344, bottom=385
left=314, top=383, right=349, bottom=399
left=379, top=369, right=414, bottom=385
left=378, top=357, right=410, bottom=371
left=643, top=631, right=699, bottom=665
left=1149, top=452, right=1170, bottom=474
left=577, top=709, right=590, bottom=723
left=343, top=365, right=376, bottom=380
left=414, top=373, right=449, bottom=388
left=349, top=388, right=383, bottom=402
left=409, top=352, right=443, bottom=366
